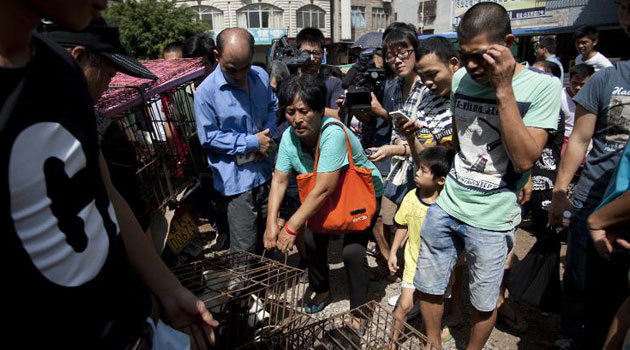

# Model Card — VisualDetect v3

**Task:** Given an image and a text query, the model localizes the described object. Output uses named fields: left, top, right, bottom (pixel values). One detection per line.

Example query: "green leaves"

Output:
left=104, top=0, right=209, bottom=59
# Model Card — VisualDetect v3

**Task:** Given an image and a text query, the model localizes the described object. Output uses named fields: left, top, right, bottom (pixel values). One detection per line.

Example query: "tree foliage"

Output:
left=104, top=0, right=210, bottom=59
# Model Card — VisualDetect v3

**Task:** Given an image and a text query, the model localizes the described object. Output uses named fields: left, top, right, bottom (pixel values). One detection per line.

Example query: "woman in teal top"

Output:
left=263, top=74, right=383, bottom=321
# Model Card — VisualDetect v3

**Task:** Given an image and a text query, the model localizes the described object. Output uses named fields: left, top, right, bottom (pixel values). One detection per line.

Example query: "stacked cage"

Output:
left=171, top=251, right=308, bottom=349
left=96, top=58, right=208, bottom=213
left=244, top=301, right=440, bottom=350
left=109, top=82, right=205, bottom=211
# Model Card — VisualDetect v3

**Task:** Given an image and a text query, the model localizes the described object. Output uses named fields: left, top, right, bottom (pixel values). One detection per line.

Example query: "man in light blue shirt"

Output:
left=194, top=28, right=278, bottom=253
left=537, top=35, right=565, bottom=83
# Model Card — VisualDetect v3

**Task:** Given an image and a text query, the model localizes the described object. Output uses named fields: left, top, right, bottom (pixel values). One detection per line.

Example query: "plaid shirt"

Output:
left=389, top=76, right=424, bottom=143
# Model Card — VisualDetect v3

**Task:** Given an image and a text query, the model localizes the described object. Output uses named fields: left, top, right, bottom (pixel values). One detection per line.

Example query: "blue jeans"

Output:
left=559, top=196, right=598, bottom=341
left=414, top=204, right=514, bottom=312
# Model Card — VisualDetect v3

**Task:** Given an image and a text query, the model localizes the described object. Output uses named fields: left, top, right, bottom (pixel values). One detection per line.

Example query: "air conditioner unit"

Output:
left=377, top=28, right=385, bottom=32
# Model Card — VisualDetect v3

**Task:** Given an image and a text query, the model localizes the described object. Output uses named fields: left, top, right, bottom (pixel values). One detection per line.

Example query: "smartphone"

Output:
left=389, top=110, right=411, bottom=122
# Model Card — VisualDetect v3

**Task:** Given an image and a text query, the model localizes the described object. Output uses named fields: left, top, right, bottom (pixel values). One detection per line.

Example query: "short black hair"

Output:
left=269, top=61, right=290, bottom=86
left=418, top=146, right=454, bottom=179
left=575, top=25, right=599, bottom=41
left=183, top=33, right=216, bottom=63
left=216, top=28, right=255, bottom=55
left=163, top=41, right=183, bottom=53
left=417, top=36, right=459, bottom=65
left=569, top=63, right=595, bottom=79
left=322, top=65, right=342, bottom=79
left=382, top=22, right=419, bottom=55
left=382, top=22, right=416, bottom=43
left=296, top=27, right=325, bottom=50
left=277, top=74, right=327, bottom=114
left=533, top=60, right=562, bottom=79
left=538, top=35, right=557, bottom=54
left=457, top=2, right=511, bottom=43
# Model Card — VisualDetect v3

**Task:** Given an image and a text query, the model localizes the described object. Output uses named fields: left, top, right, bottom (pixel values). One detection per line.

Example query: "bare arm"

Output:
left=549, top=106, right=596, bottom=226
left=485, top=44, right=552, bottom=173
left=275, top=170, right=340, bottom=253
left=588, top=191, right=630, bottom=231
left=388, top=226, right=408, bottom=275
left=554, top=105, right=596, bottom=191
left=100, top=152, right=181, bottom=297
left=588, top=191, right=630, bottom=260
left=264, top=170, right=290, bottom=249
left=390, top=226, right=409, bottom=257
left=496, top=89, right=549, bottom=173
left=99, top=152, right=218, bottom=345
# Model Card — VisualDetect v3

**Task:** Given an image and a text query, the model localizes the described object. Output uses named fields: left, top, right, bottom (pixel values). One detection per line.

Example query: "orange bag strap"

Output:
left=312, top=121, right=356, bottom=172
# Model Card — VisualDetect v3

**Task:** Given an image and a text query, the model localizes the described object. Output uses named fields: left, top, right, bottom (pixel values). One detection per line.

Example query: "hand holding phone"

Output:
left=389, top=110, right=410, bottom=122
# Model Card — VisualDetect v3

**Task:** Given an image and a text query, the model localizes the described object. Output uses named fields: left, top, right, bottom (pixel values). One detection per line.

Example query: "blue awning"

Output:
left=419, top=23, right=621, bottom=40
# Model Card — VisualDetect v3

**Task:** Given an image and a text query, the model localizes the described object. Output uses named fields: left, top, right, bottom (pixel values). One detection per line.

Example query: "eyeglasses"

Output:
left=385, top=49, right=414, bottom=63
left=299, top=49, right=323, bottom=58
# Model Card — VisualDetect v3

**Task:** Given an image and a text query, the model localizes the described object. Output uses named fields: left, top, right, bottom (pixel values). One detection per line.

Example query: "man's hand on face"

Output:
left=483, top=44, right=516, bottom=91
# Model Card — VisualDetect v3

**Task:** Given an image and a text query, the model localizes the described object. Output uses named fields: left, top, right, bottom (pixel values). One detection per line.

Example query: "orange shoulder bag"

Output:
left=296, top=121, right=376, bottom=234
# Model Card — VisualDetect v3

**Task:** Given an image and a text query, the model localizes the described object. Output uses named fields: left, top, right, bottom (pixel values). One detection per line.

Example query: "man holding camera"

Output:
left=194, top=28, right=278, bottom=254
left=295, top=28, right=344, bottom=118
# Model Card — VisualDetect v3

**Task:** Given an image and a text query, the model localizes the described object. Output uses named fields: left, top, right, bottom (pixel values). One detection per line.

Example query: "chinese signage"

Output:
left=454, top=1, right=547, bottom=25
left=249, top=28, right=287, bottom=45
left=210, top=28, right=286, bottom=46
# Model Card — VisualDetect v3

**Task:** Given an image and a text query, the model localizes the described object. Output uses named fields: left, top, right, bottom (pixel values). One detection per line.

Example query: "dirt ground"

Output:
left=199, top=224, right=563, bottom=349
left=296, top=228, right=561, bottom=350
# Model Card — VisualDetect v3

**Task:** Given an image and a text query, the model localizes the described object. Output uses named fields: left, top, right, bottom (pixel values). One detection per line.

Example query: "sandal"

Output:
left=441, top=326, right=454, bottom=343
left=304, top=293, right=331, bottom=314
left=497, top=306, right=528, bottom=335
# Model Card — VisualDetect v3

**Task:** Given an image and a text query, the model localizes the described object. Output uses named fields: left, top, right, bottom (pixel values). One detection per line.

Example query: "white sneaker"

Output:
left=388, top=294, right=400, bottom=307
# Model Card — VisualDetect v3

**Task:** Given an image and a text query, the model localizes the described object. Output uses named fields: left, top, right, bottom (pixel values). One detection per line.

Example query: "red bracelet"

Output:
left=284, top=223, right=299, bottom=236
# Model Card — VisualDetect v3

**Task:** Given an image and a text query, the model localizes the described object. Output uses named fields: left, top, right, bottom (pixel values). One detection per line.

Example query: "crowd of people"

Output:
left=2, top=0, right=629, bottom=349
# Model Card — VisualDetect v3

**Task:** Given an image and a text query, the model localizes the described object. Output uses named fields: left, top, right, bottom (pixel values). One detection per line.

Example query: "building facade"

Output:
left=176, top=0, right=332, bottom=63
left=434, top=0, right=621, bottom=34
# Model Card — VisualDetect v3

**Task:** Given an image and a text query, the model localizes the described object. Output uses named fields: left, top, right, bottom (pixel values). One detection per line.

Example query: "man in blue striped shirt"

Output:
left=194, top=28, right=278, bottom=253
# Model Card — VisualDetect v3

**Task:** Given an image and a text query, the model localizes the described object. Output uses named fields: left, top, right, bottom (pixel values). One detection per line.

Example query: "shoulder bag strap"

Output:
left=312, top=120, right=356, bottom=172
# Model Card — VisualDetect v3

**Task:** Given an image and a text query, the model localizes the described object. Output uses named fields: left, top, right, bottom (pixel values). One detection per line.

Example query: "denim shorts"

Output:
left=414, top=204, right=514, bottom=312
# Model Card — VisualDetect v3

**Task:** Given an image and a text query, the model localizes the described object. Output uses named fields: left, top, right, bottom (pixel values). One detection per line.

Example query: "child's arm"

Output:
left=388, top=225, right=408, bottom=275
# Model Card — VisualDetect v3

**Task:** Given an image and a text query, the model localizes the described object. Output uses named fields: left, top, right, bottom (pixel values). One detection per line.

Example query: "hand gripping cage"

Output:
left=170, top=251, right=308, bottom=349
left=244, top=300, right=439, bottom=350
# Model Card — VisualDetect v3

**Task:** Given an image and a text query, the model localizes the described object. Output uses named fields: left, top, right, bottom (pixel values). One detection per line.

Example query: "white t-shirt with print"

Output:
left=560, top=87, right=576, bottom=138
left=576, top=52, right=613, bottom=71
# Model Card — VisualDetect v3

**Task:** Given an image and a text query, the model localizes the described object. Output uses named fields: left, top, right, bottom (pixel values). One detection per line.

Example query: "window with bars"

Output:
left=351, top=6, right=366, bottom=28
left=418, top=0, right=436, bottom=26
left=296, top=5, right=326, bottom=29
left=191, top=5, right=224, bottom=31
left=371, top=7, right=390, bottom=29
left=237, top=4, right=283, bottom=29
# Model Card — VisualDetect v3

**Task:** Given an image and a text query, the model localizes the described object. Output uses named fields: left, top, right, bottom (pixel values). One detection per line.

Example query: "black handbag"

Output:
left=508, top=233, right=562, bottom=313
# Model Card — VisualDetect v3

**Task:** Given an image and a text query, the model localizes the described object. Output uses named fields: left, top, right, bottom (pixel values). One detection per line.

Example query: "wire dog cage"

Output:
left=170, top=251, right=308, bottom=349
left=245, top=300, right=439, bottom=350
left=96, top=58, right=207, bottom=212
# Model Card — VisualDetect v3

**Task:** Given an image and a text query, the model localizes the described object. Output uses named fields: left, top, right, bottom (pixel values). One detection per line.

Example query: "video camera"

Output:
left=342, top=48, right=387, bottom=110
left=270, top=36, right=311, bottom=72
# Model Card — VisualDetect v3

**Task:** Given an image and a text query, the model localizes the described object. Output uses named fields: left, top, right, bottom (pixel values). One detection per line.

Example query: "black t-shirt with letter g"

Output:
left=1, top=34, right=150, bottom=348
